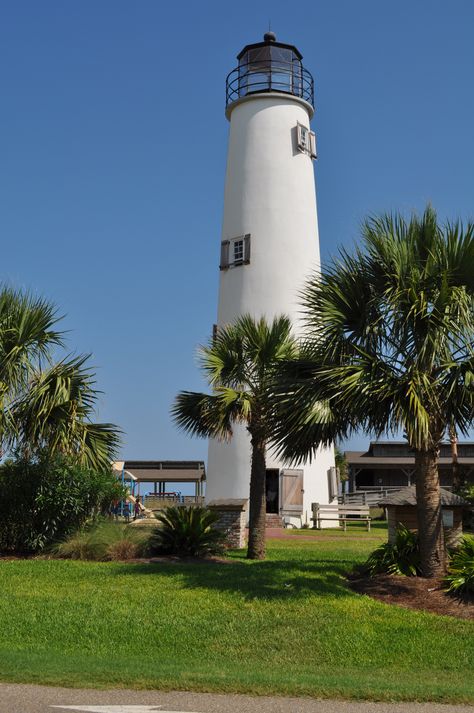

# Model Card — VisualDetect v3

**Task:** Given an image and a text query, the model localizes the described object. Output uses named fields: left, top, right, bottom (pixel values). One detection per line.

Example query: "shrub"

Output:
left=0, top=454, right=126, bottom=554
left=149, top=506, right=226, bottom=558
left=455, top=485, right=474, bottom=531
left=369, top=507, right=386, bottom=521
left=107, top=538, right=140, bottom=561
left=363, top=524, right=422, bottom=577
left=54, top=520, right=149, bottom=561
left=53, top=527, right=104, bottom=561
left=444, top=535, right=474, bottom=596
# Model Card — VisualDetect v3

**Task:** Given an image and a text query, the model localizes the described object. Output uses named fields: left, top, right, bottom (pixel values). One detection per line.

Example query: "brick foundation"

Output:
left=207, top=499, right=248, bottom=549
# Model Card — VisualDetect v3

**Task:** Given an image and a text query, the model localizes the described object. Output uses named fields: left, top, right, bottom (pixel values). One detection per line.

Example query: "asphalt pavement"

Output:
left=0, top=683, right=473, bottom=713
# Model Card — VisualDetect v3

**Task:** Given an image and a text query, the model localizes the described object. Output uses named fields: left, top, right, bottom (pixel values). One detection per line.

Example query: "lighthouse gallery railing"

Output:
left=226, top=60, right=314, bottom=108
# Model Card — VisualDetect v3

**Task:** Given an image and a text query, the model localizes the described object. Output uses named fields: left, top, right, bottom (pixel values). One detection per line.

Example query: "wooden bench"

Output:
left=311, top=503, right=371, bottom=531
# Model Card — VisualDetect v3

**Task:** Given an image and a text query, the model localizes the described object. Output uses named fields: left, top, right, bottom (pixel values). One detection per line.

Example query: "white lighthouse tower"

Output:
left=206, top=33, right=335, bottom=524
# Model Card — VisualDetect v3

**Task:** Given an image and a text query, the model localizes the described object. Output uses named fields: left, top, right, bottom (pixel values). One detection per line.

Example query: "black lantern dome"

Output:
left=226, top=33, right=314, bottom=109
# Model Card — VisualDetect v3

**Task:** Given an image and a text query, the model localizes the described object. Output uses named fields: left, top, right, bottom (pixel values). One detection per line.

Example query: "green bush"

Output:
left=453, top=483, right=474, bottom=502
left=149, top=506, right=226, bottom=558
left=363, top=524, right=422, bottom=577
left=53, top=527, right=104, bottom=561
left=455, top=485, right=474, bottom=531
left=444, top=535, right=474, bottom=596
left=0, top=454, right=125, bottom=554
left=53, top=520, right=149, bottom=561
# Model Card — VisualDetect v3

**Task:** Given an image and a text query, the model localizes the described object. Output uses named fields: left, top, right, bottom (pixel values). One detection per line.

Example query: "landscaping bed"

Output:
left=349, top=572, right=474, bottom=620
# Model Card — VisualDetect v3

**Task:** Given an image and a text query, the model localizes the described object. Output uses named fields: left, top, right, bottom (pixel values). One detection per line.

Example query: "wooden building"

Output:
left=379, top=486, right=469, bottom=547
left=345, top=441, right=474, bottom=491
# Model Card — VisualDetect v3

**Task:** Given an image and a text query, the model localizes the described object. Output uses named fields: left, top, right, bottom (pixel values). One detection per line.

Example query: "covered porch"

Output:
left=113, top=460, right=206, bottom=509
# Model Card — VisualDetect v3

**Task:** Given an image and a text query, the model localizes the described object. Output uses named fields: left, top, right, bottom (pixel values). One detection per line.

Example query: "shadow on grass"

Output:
left=110, top=556, right=357, bottom=601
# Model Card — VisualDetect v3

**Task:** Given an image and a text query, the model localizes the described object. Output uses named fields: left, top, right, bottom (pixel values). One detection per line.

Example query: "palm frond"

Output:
left=11, top=355, right=121, bottom=466
left=174, top=314, right=299, bottom=444
left=273, top=205, right=474, bottom=460
left=172, top=391, right=235, bottom=440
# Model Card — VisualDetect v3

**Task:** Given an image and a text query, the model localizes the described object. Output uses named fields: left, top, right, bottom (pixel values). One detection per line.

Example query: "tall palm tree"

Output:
left=0, top=286, right=120, bottom=469
left=172, top=314, right=298, bottom=560
left=272, top=207, right=474, bottom=578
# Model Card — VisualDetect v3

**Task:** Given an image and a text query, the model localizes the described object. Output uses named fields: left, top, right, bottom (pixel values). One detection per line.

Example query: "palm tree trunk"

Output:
left=415, top=446, right=446, bottom=578
left=247, top=432, right=267, bottom=560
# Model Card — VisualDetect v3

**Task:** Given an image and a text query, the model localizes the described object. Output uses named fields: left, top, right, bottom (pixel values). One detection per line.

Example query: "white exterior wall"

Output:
left=206, top=93, right=334, bottom=523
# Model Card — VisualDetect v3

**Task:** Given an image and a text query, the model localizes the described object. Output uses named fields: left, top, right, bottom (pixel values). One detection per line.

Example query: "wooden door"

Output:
left=280, top=469, right=304, bottom=515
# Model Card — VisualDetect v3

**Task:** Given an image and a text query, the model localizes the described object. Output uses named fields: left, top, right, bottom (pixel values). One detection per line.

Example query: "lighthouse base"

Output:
left=206, top=425, right=335, bottom=528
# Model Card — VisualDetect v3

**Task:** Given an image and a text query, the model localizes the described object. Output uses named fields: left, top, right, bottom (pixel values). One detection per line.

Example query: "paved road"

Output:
left=0, top=683, right=473, bottom=713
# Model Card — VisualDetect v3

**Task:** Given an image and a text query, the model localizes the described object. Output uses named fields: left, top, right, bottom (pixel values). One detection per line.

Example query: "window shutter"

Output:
left=309, top=130, right=317, bottom=159
left=219, top=240, right=230, bottom=270
left=327, top=466, right=338, bottom=501
left=296, top=122, right=304, bottom=151
left=243, top=234, right=251, bottom=263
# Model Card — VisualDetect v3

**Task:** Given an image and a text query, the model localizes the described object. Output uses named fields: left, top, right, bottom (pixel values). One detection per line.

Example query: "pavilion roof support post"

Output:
left=350, top=467, right=360, bottom=492
left=401, top=468, right=415, bottom=486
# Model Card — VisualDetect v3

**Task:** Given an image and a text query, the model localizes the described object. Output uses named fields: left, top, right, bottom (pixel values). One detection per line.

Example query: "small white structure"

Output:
left=206, top=33, right=335, bottom=525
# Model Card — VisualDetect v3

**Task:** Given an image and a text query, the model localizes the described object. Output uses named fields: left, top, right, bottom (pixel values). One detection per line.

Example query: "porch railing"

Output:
left=143, top=494, right=205, bottom=509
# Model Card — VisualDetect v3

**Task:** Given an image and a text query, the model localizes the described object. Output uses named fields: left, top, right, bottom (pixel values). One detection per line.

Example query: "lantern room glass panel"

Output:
left=227, top=35, right=314, bottom=109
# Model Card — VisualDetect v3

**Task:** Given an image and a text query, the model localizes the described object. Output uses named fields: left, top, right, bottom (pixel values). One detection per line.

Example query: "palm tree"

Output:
left=0, top=286, right=120, bottom=469
left=12, top=356, right=121, bottom=471
left=0, top=287, right=62, bottom=451
left=172, top=314, right=298, bottom=560
left=272, top=206, right=474, bottom=578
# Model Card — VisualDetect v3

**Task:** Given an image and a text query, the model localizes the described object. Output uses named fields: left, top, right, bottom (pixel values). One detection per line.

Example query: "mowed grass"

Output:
left=1, top=527, right=473, bottom=703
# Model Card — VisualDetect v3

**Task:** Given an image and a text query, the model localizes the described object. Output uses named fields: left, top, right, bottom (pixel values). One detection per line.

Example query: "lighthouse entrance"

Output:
left=266, top=468, right=305, bottom=516
left=265, top=469, right=279, bottom=514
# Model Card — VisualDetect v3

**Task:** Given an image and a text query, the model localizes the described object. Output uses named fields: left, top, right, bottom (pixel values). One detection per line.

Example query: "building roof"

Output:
left=379, top=486, right=469, bottom=507
left=113, top=460, right=206, bottom=483
left=345, top=441, right=474, bottom=468
left=346, top=452, right=415, bottom=466
left=345, top=451, right=474, bottom=467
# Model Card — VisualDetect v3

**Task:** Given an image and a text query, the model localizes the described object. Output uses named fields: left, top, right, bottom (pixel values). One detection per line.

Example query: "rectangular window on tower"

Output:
left=220, top=235, right=251, bottom=269
left=297, top=123, right=317, bottom=159
left=233, top=239, right=244, bottom=263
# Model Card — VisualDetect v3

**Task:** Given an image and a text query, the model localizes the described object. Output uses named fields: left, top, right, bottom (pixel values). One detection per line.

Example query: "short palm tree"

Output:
left=150, top=506, right=227, bottom=558
left=272, top=206, right=474, bottom=578
left=172, top=314, right=298, bottom=559
left=0, top=286, right=120, bottom=469
left=12, top=356, right=121, bottom=470
left=0, top=288, right=62, bottom=446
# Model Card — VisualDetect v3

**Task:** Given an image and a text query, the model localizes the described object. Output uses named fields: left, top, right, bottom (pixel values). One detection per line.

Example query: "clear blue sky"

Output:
left=1, top=0, right=474, bottom=462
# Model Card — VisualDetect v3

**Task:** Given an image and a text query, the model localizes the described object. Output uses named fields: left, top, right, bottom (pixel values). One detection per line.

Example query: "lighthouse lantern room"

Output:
left=206, top=33, right=335, bottom=525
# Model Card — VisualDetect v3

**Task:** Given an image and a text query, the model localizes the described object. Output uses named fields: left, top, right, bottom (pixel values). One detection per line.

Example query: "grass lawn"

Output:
left=1, top=526, right=473, bottom=703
